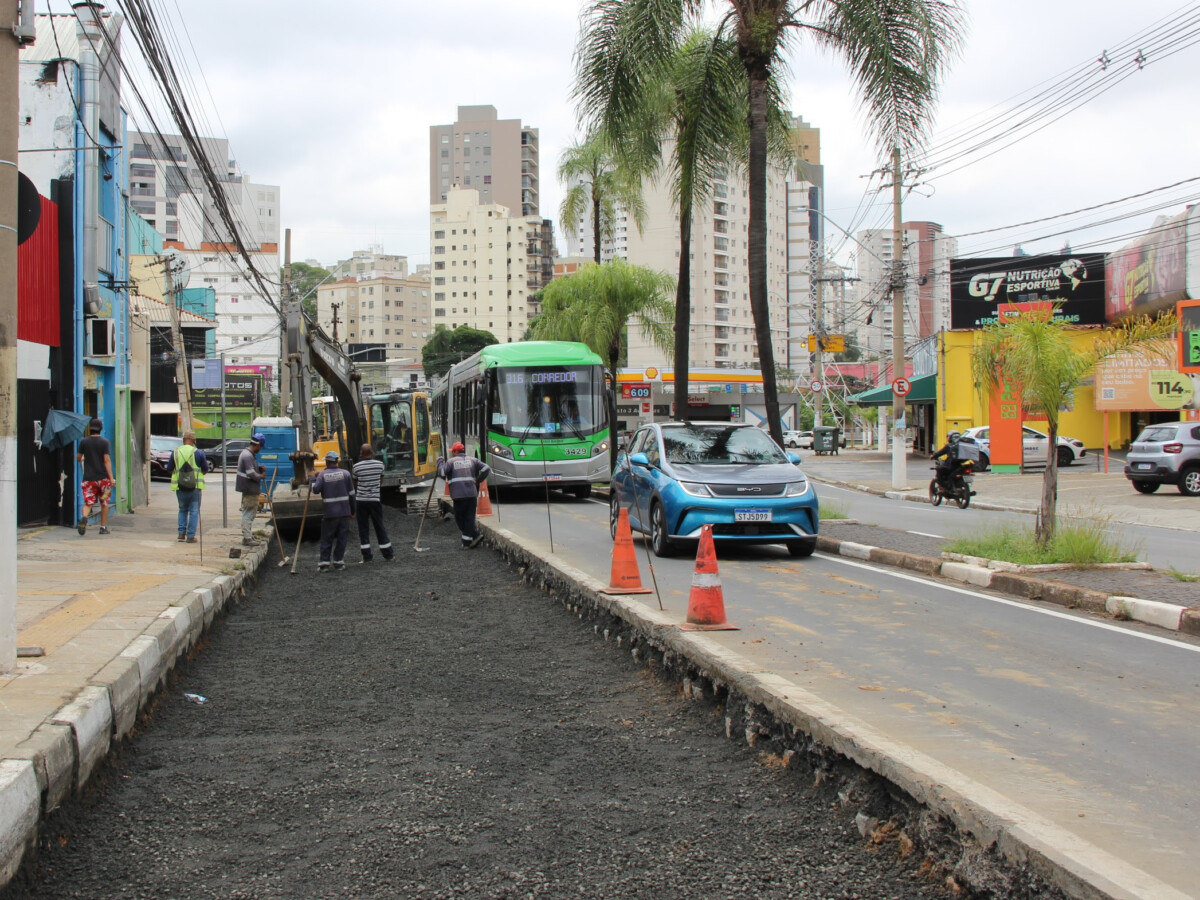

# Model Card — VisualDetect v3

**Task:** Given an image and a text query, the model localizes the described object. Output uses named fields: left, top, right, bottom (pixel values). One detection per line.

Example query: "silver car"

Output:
left=1124, top=422, right=1200, bottom=496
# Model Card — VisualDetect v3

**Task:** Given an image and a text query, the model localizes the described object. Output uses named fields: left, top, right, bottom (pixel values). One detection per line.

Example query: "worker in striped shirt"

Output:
left=352, top=444, right=394, bottom=562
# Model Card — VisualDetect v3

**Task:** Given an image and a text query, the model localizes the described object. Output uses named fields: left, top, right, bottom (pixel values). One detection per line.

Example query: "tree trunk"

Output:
left=592, top=191, right=602, bottom=265
left=1036, top=416, right=1060, bottom=546
left=745, top=64, right=782, bottom=447
left=674, top=196, right=692, bottom=421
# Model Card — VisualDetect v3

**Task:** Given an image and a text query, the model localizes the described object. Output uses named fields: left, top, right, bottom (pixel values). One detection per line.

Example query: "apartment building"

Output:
left=430, top=105, right=539, bottom=217
left=315, top=272, right=432, bottom=361
left=128, top=129, right=281, bottom=380
left=854, top=222, right=956, bottom=363
left=428, top=187, right=551, bottom=342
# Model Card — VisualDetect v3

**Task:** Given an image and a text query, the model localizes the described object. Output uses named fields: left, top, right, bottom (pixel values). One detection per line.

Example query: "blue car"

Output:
left=609, top=422, right=819, bottom=558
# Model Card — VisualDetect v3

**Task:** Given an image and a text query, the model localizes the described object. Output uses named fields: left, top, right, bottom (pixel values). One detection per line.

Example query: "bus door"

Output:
left=415, top=395, right=431, bottom=473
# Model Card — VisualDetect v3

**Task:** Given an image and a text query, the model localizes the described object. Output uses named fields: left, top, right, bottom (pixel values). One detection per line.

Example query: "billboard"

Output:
left=1105, top=210, right=1188, bottom=322
left=950, top=253, right=1106, bottom=330
left=1094, top=350, right=1198, bottom=412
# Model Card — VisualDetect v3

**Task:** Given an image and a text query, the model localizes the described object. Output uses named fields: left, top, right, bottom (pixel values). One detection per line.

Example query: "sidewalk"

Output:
left=0, top=483, right=274, bottom=882
left=799, top=449, right=1200, bottom=532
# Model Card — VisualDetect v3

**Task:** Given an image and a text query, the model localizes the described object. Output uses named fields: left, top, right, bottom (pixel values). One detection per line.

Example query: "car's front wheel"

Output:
left=787, top=539, right=816, bottom=558
left=978, top=452, right=990, bottom=471
left=1132, top=480, right=1159, bottom=494
left=1178, top=466, right=1200, bottom=497
left=1057, top=446, right=1073, bottom=468
left=649, top=502, right=675, bottom=557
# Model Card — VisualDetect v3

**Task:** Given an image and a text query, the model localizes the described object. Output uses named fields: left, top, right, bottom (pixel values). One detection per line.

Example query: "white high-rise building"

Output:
left=129, top=130, right=281, bottom=380
left=428, top=187, right=548, bottom=342
left=560, top=149, right=791, bottom=373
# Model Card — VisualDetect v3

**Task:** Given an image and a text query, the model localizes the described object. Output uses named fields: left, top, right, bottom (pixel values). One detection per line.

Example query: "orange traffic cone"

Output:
left=600, top=507, right=652, bottom=594
left=443, top=477, right=450, bottom=497
left=477, top=479, right=494, bottom=518
left=680, top=525, right=738, bottom=630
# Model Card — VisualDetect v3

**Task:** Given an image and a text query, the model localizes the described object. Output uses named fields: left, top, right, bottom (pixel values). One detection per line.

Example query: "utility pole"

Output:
left=280, top=228, right=291, bottom=417
left=1, top=0, right=25, bottom=672
left=330, top=302, right=340, bottom=344
left=813, top=258, right=824, bottom=426
left=890, top=146, right=907, bottom=490
left=153, top=255, right=193, bottom=434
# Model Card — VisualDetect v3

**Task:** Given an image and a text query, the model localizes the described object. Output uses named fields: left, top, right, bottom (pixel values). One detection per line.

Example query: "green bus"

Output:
left=432, top=342, right=611, bottom=498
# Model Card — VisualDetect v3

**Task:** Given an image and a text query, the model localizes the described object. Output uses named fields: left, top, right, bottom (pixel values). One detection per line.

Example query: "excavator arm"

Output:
left=284, top=298, right=366, bottom=486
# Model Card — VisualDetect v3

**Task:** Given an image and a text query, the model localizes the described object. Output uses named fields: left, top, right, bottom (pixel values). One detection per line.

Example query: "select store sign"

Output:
left=1094, top=351, right=1199, bottom=412
left=950, top=253, right=1106, bottom=329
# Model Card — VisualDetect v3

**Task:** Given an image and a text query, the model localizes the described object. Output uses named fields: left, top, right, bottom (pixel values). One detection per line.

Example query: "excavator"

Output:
left=268, top=296, right=441, bottom=531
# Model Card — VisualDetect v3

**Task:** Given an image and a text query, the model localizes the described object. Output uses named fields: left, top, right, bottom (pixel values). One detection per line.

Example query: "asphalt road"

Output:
left=815, top=481, right=1200, bottom=573
left=488, top=490, right=1200, bottom=898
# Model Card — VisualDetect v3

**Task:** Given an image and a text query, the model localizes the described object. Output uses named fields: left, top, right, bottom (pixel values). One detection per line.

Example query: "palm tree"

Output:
left=972, top=310, right=1177, bottom=545
left=575, top=22, right=785, bottom=415
left=559, top=133, right=648, bottom=265
left=576, top=0, right=964, bottom=447
left=531, top=260, right=675, bottom=471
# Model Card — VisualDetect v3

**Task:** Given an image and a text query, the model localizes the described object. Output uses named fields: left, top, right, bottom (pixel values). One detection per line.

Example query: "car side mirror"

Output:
left=787, top=452, right=802, bottom=465
left=630, top=452, right=650, bottom=468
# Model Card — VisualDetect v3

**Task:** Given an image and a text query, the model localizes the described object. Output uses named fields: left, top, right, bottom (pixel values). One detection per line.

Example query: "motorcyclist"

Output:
left=931, top=431, right=965, bottom=490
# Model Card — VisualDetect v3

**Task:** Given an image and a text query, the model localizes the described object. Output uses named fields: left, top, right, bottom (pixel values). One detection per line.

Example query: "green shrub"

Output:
left=945, top=519, right=1137, bottom=566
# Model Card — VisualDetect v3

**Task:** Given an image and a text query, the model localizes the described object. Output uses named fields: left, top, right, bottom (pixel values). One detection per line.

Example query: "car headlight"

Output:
left=785, top=479, right=811, bottom=496
left=1070, top=440, right=1083, bottom=448
left=678, top=481, right=714, bottom=497
left=489, top=443, right=513, bottom=460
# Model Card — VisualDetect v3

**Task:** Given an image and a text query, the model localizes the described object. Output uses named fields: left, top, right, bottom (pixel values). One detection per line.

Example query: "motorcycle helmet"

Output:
left=947, top=431, right=961, bottom=442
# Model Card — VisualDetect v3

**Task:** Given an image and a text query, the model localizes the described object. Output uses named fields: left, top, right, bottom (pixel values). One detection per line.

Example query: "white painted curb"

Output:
left=0, top=761, right=39, bottom=884
left=1105, top=596, right=1185, bottom=631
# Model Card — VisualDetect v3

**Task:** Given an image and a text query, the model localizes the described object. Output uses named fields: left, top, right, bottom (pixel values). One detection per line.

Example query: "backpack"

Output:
left=176, top=448, right=198, bottom=490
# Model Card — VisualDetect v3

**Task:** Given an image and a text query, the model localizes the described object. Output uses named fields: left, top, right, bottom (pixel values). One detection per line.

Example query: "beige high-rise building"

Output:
left=429, top=187, right=549, bottom=342
left=430, top=105, right=539, bottom=217
left=315, top=272, right=431, bottom=361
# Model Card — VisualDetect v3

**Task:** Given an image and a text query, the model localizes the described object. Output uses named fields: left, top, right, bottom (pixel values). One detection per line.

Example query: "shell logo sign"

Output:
left=645, top=367, right=659, bottom=380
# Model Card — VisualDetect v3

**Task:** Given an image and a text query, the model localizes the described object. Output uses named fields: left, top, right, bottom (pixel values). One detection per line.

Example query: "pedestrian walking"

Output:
left=352, top=443, right=393, bottom=562
left=310, top=450, right=356, bottom=572
left=437, top=441, right=490, bottom=550
left=166, top=431, right=208, bottom=544
left=76, top=417, right=114, bottom=535
left=236, top=432, right=267, bottom=547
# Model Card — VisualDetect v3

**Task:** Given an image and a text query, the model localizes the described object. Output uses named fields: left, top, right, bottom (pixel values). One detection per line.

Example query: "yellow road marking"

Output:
left=19, top=575, right=172, bottom=654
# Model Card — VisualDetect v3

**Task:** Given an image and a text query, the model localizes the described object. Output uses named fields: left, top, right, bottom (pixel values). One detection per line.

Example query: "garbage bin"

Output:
left=813, top=426, right=840, bottom=455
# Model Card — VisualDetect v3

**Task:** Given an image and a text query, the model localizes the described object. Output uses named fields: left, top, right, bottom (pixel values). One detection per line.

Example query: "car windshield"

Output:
left=151, top=437, right=181, bottom=453
left=1138, top=426, right=1178, bottom=443
left=660, top=425, right=788, bottom=465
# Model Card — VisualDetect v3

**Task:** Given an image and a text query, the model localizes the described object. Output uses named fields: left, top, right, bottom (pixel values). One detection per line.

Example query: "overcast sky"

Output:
left=51, top=0, right=1200, bottom=271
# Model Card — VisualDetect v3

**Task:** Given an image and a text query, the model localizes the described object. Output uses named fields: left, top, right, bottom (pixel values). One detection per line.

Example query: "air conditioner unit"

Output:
left=88, top=317, right=115, bottom=357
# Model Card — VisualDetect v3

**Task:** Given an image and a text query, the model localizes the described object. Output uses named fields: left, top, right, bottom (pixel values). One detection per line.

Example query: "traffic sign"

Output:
left=810, top=380, right=824, bottom=393
left=891, top=377, right=912, bottom=397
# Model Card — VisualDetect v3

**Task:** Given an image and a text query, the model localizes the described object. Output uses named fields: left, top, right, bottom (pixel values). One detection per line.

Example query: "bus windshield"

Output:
left=490, top=366, right=604, bottom=438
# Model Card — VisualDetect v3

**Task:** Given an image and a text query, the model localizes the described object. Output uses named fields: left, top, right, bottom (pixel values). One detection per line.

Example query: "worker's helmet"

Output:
left=948, top=431, right=961, bottom=442
left=250, top=433, right=266, bottom=446
left=324, top=450, right=339, bottom=462
left=450, top=441, right=466, bottom=453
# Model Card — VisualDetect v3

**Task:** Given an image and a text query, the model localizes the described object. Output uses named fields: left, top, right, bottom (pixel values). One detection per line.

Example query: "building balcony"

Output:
left=713, top=236, right=728, bottom=252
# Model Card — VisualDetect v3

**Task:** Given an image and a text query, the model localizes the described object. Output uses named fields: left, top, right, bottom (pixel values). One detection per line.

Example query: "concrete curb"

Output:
left=814, top=534, right=1192, bottom=631
left=481, top=524, right=1191, bottom=900
left=0, top=533, right=273, bottom=886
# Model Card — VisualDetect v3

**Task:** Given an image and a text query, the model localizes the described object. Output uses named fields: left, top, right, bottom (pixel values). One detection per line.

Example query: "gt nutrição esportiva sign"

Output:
left=950, top=253, right=1106, bottom=329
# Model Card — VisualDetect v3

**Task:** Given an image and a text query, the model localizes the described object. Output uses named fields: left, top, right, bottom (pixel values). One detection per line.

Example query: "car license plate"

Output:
left=735, top=508, right=772, bottom=522
left=1135, top=463, right=1152, bottom=471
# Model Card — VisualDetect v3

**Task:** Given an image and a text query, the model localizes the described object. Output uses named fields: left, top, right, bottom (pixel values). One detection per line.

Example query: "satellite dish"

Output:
left=164, top=248, right=191, bottom=290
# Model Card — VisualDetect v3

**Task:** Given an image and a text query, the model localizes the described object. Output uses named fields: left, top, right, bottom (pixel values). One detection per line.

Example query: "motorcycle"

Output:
left=929, top=459, right=975, bottom=509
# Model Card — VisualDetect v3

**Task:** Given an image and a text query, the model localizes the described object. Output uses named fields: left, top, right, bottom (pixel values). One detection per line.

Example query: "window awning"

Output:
left=150, top=402, right=181, bottom=415
left=849, top=374, right=937, bottom=406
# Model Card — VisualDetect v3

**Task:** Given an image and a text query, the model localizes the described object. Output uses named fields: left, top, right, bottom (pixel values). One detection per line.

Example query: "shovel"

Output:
left=413, top=475, right=440, bottom=552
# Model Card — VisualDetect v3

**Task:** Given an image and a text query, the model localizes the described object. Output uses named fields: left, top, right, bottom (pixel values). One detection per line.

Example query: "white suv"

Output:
left=782, top=430, right=813, bottom=449
left=1125, top=423, right=1200, bottom=496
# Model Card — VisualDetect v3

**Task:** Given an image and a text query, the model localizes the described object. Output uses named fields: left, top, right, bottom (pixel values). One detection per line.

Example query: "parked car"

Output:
left=149, top=435, right=215, bottom=481
left=207, top=438, right=254, bottom=469
left=610, top=422, right=819, bottom=558
left=959, top=425, right=1085, bottom=469
left=1124, top=422, right=1200, bottom=496
left=783, top=430, right=814, bottom=449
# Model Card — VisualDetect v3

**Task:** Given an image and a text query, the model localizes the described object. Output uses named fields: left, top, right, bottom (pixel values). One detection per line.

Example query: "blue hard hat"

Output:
left=250, top=433, right=266, bottom=445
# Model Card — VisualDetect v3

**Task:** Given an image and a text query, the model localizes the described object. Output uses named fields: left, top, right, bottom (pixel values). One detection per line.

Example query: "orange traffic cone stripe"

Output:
left=680, top=525, right=738, bottom=630
left=600, top=507, right=652, bottom=594
left=477, top=479, right=494, bottom=517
